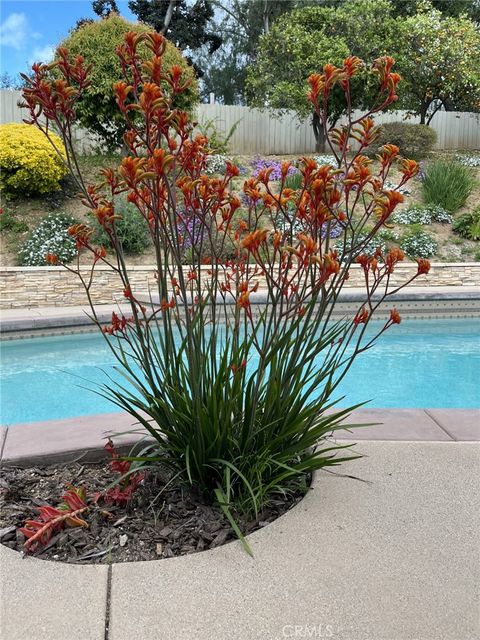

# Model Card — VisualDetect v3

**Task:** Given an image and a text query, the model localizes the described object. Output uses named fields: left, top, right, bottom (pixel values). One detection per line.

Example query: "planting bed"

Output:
left=0, top=460, right=307, bottom=564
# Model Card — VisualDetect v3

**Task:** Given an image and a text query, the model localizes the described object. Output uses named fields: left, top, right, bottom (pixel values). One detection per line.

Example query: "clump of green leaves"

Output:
left=197, top=118, right=240, bottom=155
left=453, top=208, right=480, bottom=241
left=421, top=160, right=475, bottom=213
left=284, top=170, right=302, bottom=191
left=0, top=210, right=28, bottom=234
left=91, top=197, right=150, bottom=255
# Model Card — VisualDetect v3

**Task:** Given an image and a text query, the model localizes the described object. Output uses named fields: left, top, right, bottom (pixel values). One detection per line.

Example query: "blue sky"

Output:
left=0, top=1, right=136, bottom=78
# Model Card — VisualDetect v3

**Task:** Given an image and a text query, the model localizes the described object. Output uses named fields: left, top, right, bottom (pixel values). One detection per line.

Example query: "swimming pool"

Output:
left=1, top=318, right=479, bottom=424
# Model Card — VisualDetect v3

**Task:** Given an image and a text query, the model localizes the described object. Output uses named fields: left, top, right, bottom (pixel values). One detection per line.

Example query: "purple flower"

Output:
left=322, top=223, right=343, bottom=239
left=416, top=161, right=426, bottom=182
left=251, top=157, right=297, bottom=181
left=241, top=192, right=258, bottom=209
left=177, top=212, right=202, bottom=250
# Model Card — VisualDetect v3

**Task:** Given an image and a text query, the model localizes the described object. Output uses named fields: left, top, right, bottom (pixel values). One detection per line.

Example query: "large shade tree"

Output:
left=59, top=14, right=198, bottom=150
left=246, top=0, right=397, bottom=150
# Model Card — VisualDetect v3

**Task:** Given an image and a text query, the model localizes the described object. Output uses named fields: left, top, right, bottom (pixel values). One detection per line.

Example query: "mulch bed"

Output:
left=0, top=461, right=308, bottom=564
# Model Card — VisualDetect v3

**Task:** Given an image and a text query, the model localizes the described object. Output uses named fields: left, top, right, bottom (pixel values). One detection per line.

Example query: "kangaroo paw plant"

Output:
left=19, top=441, right=145, bottom=553
left=21, top=38, right=429, bottom=553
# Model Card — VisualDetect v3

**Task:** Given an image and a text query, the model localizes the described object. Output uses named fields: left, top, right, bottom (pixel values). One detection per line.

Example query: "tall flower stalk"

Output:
left=22, top=36, right=429, bottom=551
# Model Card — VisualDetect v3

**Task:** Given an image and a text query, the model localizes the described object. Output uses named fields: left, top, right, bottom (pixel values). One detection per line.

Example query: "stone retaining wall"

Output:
left=1, top=263, right=479, bottom=309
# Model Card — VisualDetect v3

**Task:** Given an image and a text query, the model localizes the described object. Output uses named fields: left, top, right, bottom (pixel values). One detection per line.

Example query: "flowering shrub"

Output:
left=455, top=154, right=480, bottom=168
left=205, top=154, right=228, bottom=175
left=18, top=213, right=77, bottom=266
left=22, top=40, right=429, bottom=552
left=400, top=226, right=438, bottom=258
left=0, top=123, right=68, bottom=196
left=313, top=154, right=337, bottom=166
left=394, top=204, right=453, bottom=225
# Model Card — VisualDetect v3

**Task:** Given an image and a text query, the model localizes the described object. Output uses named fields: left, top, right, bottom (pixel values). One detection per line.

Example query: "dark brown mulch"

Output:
left=0, top=462, right=308, bottom=564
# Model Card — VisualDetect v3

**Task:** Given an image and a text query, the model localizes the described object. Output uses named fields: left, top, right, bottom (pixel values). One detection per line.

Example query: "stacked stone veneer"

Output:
left=1, top=263, right=479, bottom=309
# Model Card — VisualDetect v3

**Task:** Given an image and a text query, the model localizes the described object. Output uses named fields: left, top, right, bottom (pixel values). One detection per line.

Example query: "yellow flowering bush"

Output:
left=0, top=123, right=68, bottom=196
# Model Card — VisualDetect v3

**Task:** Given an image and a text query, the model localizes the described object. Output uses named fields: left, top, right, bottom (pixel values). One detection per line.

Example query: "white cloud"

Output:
left=0, top=13, right=28, bottom=50
left=29, top=44, right=55, bottom=66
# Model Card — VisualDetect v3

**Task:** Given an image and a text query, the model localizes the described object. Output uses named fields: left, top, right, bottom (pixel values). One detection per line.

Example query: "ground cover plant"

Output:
left=19, top=37, right=430, bottom=555
left=18, top=212, right=78, bottom=266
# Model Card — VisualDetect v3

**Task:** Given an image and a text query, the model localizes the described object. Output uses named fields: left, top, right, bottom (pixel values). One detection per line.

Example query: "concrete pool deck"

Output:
left=1, top=440, right=479, bottom=640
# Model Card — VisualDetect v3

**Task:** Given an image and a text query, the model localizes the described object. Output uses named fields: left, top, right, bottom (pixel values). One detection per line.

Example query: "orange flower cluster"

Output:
left=102, top=312, right=134, bottom=336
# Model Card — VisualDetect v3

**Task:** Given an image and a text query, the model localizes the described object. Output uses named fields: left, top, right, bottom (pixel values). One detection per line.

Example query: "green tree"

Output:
left=393, top=6, right=480, bottom=122
left=126, top=0, right=221, bottom=76
left=199, top=0, right=296, bottom=104
left=92, top=0, right=119, bottom=16
left=58, top=14, right=198, bottom=150
left=246, top=0, right=397, bottom=150
left=391, top=0, right=480, bottom=21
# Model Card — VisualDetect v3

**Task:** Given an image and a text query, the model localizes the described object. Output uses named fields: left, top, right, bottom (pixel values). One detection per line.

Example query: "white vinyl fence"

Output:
left=1, top=89, right=479, bottom=154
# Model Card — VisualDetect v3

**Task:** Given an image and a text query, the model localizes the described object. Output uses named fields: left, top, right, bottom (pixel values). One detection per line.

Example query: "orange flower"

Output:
left=385, top=247, right=405, bottom=273
left=298, top=233, right=318, bottom=256
left=93, top=247, right=107, bottom=263
left=378, top=144, right=400, bottom=167
left=400, top=158, right=419, bottom=179
left=237, top=291, right=250, bottom=310
left=416, top=258, right=431, bottom=275
left=374, top=190, right=404, bottom=221
left=45, top=253, right=59, bottom=265
left=342, top=56, right=362, bottom=79
left=272, top=230, right=282, bottom=250
left=160, top=297, right=176, bottom=311
left=354, top=307, right=369, bottom=325
left=389, top=308, right=401, bottom=324
left=307, top=73, right=323, bottom=106
left=242, top=229, right=268, bottom=253
left=225, top=161, right=240, bottom=177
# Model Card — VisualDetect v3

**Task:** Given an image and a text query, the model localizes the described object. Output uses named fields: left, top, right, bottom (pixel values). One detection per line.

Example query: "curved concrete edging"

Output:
left=1, top=441, right=479, bottom=640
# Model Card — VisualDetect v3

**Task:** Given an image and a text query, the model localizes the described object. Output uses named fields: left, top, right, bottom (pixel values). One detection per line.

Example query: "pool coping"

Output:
left=1, top=408, right=479, bottom=467
left=1, top=285, right=480, bottom=337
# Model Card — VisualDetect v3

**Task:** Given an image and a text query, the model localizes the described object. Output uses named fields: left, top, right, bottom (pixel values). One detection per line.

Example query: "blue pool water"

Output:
left=1, top=318, right=479, bottom=424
